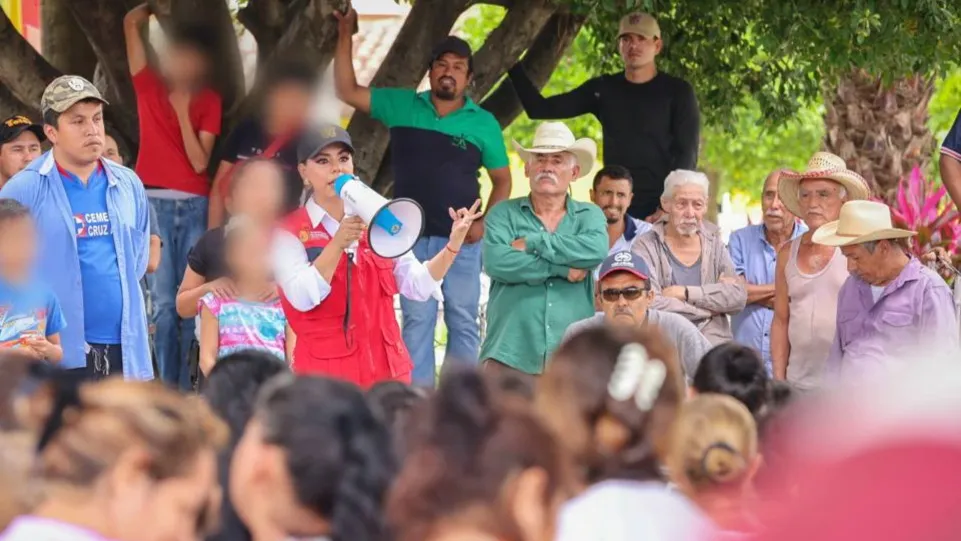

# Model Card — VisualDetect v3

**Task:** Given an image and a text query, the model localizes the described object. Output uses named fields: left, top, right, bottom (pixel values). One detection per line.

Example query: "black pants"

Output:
left=67, top=343, right=124, bottom=381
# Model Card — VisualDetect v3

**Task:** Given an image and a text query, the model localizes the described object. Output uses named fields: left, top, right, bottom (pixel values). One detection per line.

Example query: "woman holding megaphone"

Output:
left=271, top=124, right=482, bottom=388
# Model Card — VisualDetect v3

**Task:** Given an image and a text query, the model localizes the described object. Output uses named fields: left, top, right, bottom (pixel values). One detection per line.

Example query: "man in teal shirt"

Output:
left=481, top=122, right=608, bottom=376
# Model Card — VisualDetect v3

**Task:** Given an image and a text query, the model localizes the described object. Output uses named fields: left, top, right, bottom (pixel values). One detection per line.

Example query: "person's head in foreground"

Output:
left=388, top=368, right=568, bottom=541
left=812, top=200, right=916, bottom=286
left=514, top=122, right=597, bottom=197
left=777, top=152, right=871, bottom=231
left=591, top=165, right=634, bottom=225
left=0, top=115, right=44, bottom=185
left=102, top=133, right=124, bottom=165
left=428, top=36, right=473, bottom=102
left=668, top=393, right=761, bottom=532
left=760, top=169, right=797, bottom=235
left=201, top=351, right=289, bottom=541
left=538, top=325, right=684, bottom=486
left=617, top=12, right=662, bottom=71
left=230, top=374, right=395, bottom=541
left=692, top=342, right=771, bottom=419
left=297, top=124, right=355, bottom=205
left=661, top=169, right=709, bottom=237
left=40, top=76, right=108, bottom=169
left=596, top=251, right=655, bottom=328
left=225, top=157, right=287, bottom=225
left=0, top=377, right=228, bottom=541
left=366, top=380, right=429, bottom=458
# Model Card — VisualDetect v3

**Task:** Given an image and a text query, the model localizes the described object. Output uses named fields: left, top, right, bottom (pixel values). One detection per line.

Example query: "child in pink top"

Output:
left=199, top=217, right=291, bottom=375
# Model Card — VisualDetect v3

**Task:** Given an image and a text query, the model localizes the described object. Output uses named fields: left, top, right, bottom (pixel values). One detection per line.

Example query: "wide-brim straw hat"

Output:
left=512, top=121, right=597, bottom=178
left=812, top=200, right=916, bottom=247
left=777, top=152, right=872, bottom=217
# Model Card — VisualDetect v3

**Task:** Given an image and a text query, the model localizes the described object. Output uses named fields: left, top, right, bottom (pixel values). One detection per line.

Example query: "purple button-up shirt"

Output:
left=828, top=258, right=959, bottom=377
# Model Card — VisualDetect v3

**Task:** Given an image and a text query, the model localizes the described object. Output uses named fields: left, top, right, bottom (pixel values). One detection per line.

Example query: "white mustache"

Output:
left=536, top=173, right=558, bottom=184
left=766, top=210, right=784, bottom=218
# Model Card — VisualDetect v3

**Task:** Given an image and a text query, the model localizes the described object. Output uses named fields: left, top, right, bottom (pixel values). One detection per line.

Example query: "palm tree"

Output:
left=823, top=69, right=936, bottom=197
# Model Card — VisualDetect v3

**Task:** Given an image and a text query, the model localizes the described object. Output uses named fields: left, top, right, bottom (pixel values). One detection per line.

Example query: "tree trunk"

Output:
left=0, top=6, right=64, bottom=111
left=823, top=69, right=936, bottom=197
left=481, top=12, right=585, bottom=128
left=41, top=0, right=98, bottom=78
left=348, top=0, right=472, bottom=188
left=0, top=83, right=37, bottom=120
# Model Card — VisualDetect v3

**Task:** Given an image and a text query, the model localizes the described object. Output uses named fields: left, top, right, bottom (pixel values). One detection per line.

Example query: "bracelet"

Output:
left=445, top=244, right=459, bottom=255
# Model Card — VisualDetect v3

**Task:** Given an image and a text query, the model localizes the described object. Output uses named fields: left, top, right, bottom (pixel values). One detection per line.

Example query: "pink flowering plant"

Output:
left=878, top=166, right=961, bottom=261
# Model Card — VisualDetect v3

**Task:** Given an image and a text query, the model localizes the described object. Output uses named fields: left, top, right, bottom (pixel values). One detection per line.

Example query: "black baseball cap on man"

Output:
left=0, top=115, right=45, bottom=146
left=297, top=124, right=354, bottom=163
left=429, top=36, right=474, bottom=72
left=598, top=251, right=652, bottom=282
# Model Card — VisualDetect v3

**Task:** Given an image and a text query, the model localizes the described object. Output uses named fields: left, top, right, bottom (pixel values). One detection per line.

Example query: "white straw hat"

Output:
left=812, top=200, right=916, bottom=247
left=512, top=121, right=597, bottom=178
left=777, top=152, right=872, bottom=216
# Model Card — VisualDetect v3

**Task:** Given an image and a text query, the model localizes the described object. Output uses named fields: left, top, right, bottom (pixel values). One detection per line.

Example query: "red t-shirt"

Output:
left=132, top=67, right=222, bottom=196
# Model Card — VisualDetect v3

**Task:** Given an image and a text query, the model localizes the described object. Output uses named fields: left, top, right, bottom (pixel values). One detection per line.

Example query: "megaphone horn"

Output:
left=333, top=174, right=425, bottom=259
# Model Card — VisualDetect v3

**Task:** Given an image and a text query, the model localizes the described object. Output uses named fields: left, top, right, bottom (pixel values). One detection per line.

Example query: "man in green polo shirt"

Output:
left=334, top=8, right=512, bottom=387
left=480, top=121, right=608, bottom=377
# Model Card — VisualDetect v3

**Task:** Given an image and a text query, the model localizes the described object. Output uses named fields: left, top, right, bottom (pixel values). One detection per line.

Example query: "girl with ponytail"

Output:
left=388, top=368, right=568, bottom=541
left=538, top=326, right=712, bottom=541
left=229, top=374, right=395, bottom=541
left=668, top=393, right=762, bottom=535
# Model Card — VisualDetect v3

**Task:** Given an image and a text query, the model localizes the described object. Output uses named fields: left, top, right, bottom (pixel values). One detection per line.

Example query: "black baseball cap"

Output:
left=0, top=115, right=45, bottom=146
left=429, top=36, right=474, bottom=72
left=297, top=124, right=354, bottom=163
left=598, top=251, right=651, bottom=281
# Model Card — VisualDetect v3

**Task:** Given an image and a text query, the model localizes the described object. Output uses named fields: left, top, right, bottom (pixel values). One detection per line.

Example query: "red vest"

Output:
left=278, top=208, right=412, bottom=388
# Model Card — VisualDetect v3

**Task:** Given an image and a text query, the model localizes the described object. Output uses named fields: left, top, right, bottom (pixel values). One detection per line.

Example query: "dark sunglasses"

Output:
left=600, top=286, right=648, bottom=302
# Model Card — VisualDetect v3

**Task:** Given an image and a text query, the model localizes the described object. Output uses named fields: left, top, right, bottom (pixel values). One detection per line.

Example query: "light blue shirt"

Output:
left=0, top=151, right=152, bottom=379
left=728, top=221, right=806, bottom=373
left=595, top=215, right=652, bottom=280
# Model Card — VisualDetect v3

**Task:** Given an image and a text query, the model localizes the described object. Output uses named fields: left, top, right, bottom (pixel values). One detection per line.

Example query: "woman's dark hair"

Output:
left=255, top=375, right=395, bottom=541
left=366, top=381, right=428, bottom=458
left=542, top=326, right=685, bottom=485
left=266, top=62, right=319, bottom=92
left=203, top=351, right=289, bottom=541
left=388, top=368, right=566, bottom=541
left=693, top=343, right=770, bottom=417
left=169, top=24, right=216, bottom=59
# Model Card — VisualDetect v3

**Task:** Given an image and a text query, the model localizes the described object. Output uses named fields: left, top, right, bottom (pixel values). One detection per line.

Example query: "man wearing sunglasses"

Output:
left=563, top=251, right=711, bottom=378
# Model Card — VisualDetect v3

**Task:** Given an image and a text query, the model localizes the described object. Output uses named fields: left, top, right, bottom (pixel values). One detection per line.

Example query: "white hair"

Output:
left=661, top=169, right=710, bottom=201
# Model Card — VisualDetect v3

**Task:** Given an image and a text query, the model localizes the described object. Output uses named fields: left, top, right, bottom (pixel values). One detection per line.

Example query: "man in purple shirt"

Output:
left=814, top=200, right=959, bottom=378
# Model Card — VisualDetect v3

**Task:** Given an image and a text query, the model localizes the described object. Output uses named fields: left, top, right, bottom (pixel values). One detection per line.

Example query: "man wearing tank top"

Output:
left=771, top=152, right=870, bottom=393
left=632, top=170, right=746, bottom=345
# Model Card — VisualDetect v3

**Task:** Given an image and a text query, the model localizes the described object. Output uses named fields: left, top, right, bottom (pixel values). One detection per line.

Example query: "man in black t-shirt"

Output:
left=509, top=12, right=700, bottom=221
left=208, top=63, right=316, bottom=228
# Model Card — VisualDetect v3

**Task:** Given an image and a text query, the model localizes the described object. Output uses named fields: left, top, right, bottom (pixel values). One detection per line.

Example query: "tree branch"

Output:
left=41, top=0, right=98, bottom=78
left=66, top=0, right=137, bottom=112
left=0, top=83, right=39, bottom=121
left=237, top=0, right=287, bottom=63
left=0, top=6, right=63, bottom=111
left=468, top=0, right=555, bottom=99
left=481, top=12, right=586, bottom=128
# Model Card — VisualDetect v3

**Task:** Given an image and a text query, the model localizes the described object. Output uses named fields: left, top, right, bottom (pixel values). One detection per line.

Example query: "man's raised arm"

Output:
left=333, top=8, right=371, bottom=114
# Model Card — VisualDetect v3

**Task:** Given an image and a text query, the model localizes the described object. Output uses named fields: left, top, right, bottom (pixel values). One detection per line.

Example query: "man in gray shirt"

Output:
left=563, top=251, right=712, bottom=378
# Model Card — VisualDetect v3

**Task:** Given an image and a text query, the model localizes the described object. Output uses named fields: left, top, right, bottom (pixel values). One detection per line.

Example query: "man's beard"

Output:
left=433, top=88, right=456, bottom=101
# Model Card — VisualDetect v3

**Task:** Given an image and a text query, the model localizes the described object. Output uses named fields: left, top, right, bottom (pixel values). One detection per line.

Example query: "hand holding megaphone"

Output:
left=333, top=215, right=365, bottom=251
left=333, top=174, right=425, bottom=258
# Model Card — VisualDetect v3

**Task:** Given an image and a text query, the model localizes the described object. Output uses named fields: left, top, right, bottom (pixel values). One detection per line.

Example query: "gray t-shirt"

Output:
left=667, top=250, right=702, bottom=287
left=562, top=311, right=713, bottom=378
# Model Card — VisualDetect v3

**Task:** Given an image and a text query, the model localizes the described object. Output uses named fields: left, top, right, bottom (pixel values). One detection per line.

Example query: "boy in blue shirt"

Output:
left=0, top=198, right=65, bottom=361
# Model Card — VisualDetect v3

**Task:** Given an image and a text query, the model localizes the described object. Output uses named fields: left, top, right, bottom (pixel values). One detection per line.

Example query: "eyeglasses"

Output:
left=600, top=287, right=648, bottom=302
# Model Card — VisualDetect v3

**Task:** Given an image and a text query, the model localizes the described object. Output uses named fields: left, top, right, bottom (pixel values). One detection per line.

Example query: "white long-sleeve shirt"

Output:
left=272, top=199, right=442, bottom=312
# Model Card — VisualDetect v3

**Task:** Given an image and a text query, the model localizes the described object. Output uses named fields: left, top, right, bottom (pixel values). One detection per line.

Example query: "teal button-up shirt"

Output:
left=480, top=196, right=608, bottom=374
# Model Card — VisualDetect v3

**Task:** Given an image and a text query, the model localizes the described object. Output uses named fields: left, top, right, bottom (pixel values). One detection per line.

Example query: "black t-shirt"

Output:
left=510, top=67, right=701, bottom=219
left=187, top=227, right=229, bottom=281
left=220, top=117, right=303, bottom=213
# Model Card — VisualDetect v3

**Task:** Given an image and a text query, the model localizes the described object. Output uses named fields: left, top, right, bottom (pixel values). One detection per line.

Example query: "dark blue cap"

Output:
left=597, top=251, right=651, bottom=281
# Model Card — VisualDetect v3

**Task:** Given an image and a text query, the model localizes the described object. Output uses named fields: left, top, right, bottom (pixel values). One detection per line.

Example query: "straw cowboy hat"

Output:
left=812, top=200, right=916, bottom=247
left=777, top=152, right=872, bottom=217
left=512, top=121, right=597, bottom=177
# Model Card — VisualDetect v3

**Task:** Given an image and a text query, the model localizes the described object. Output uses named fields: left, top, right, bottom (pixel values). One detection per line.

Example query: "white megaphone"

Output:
left=333, top=174, right=424, bottom=259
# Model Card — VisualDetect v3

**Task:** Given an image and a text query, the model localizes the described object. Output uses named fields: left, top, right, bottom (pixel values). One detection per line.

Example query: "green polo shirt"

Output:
left=480, top=196, right=608, bottom=374
left=370, top=87, right=509, bottom=237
